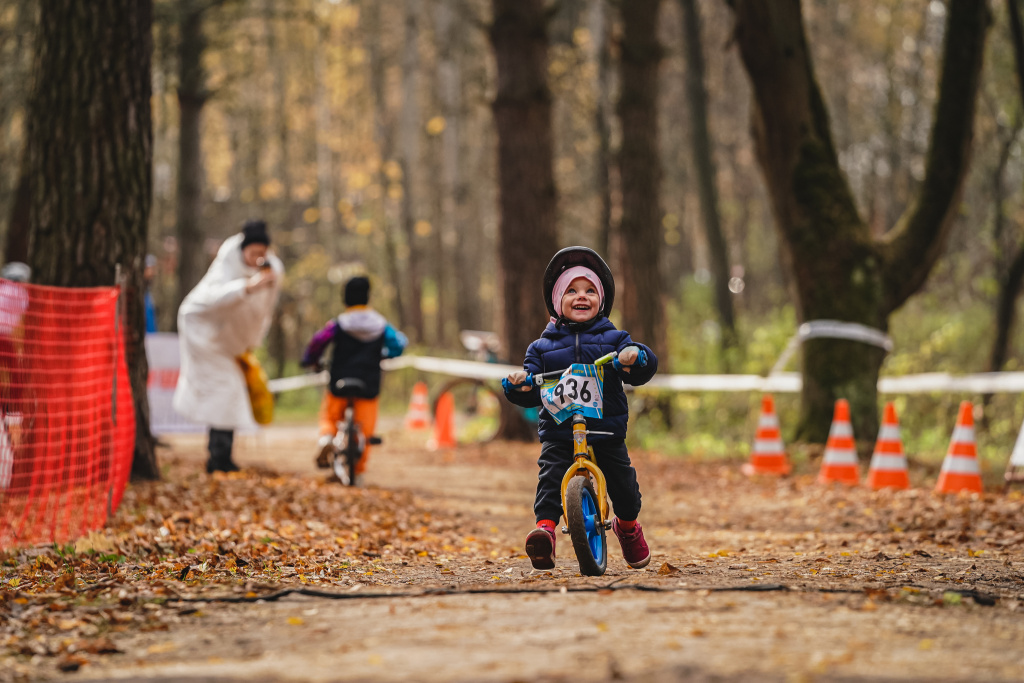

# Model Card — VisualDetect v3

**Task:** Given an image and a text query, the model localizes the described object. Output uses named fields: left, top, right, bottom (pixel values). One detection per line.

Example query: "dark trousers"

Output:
left=207, top=428, right=236, bottom=472
left=534, top=439, right=641, bottom=524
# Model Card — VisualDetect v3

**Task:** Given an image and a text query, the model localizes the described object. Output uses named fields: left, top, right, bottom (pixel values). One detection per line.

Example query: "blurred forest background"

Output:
left=2, top=0, right=1024, bottom=468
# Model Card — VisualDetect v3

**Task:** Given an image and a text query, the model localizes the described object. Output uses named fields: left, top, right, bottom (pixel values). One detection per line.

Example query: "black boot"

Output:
left=207, top=428, right=239, bottom=473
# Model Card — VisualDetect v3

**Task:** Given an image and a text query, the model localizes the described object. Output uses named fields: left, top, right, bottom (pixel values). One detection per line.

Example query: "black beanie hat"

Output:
left=240, top=219, right=270, bottom=249
left=344, top=276, right=370, bottom=307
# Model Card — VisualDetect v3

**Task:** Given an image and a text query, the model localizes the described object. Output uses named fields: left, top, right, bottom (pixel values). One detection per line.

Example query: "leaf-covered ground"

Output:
left=2, top=424, right=1023, bottom=681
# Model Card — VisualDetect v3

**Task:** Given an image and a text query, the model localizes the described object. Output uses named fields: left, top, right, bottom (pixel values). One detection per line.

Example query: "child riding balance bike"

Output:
left=503, top=246, right=657, bottom=573
left=301, top=276, right=407, bottom=485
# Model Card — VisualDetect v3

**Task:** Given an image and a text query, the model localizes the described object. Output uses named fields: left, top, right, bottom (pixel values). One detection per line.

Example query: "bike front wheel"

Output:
left=565, top=476, right=607, bottom=576
left=331, top=449, right=352, bottom=486
left=344, top=446, right=359, bottom=487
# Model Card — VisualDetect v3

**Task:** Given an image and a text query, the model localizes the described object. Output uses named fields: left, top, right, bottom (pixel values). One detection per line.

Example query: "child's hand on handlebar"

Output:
left=614, top=346, right=646, bottom=373
left=504, top=370, right=532, bottom=392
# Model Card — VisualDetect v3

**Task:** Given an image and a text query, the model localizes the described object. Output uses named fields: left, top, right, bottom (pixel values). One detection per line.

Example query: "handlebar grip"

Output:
left=502, top=377, right=535, bottom=393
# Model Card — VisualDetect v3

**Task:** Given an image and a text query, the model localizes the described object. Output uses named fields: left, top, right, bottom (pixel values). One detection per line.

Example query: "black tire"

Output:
left=565, top=476, right=607, bottom=576
left=344, top=422, right=361, bottom=487
left=346, top=452, right=358, bottom=487
left=331, top=445, right=350, bottom=485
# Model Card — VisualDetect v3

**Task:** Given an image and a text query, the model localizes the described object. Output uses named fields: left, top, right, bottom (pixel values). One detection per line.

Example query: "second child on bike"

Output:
left=503, top=246, right=658, bottom=570
left=300, top=276, right=407, bottom=483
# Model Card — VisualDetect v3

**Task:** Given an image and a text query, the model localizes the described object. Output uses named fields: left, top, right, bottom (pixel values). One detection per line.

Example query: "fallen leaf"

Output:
left=147, top=642, right=177, bottom=654
left=73, top=637, right=120, bottom=654
left=75, top=531, right=116, bottom=555
left=56, top=655, right=87, bottom=672
left=657, top=562, right=680, bottom=575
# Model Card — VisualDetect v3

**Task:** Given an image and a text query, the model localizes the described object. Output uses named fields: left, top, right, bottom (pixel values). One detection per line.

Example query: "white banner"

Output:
left=145, top=332, right=204, bottom=434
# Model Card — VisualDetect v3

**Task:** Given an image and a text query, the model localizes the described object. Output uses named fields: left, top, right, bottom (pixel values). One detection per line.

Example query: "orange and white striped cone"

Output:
left=935, top=401, right=983, bottom=494
left=404, top=381, right=431, bottom=430
left=866, top=402, right=910, bottom=490
left=742, top=395, right=791, bottom=476
left=427, top=391, right=457, bottom=450
left=817, top=399, right=860, bottom=486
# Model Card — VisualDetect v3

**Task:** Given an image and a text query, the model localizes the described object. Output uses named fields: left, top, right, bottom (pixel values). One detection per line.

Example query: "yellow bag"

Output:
left=237, top=351, right=274, bottom=425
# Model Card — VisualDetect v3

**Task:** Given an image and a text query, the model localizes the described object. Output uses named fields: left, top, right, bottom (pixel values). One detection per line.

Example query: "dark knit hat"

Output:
left=240, top=219, right=270, bottom=249
left=344, top=276, right=370, bottom=307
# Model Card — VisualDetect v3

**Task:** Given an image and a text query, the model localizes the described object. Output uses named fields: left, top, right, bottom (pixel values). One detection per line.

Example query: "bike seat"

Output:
left=333, top=377, right=367, bottom=397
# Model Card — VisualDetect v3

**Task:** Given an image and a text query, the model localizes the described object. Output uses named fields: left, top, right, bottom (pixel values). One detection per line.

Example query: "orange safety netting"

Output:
left=0, top=280, right=135, bottom=549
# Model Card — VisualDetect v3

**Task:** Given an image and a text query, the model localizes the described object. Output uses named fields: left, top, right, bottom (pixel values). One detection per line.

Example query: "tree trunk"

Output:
left=1, top=0, right=35, bottom=265
left=617, top=0, right=666, bottom=356
left=680, top=0, right=737, bottom=358
left=266, top=0, right=292, bottom=227
left=313, top=18, right=337, bottom=261
left=400, top=0, right=425, bottom=344
left=990, top=248, right=1024, bottom=374
left=5, top=157, right=30, bottom=264
left=174, top=1, right=208, bottom=331
left=362, top=0, right=406, bottom=330
left=435, top=0, right=463, bottom=347
left=587, top=0, right=613, bottom=261
left=25, top=0, right=157, bottom=480
left=490, top=0, right=559, bottom=442
left=989, top=0, right=1024, bottom=375
left=729, top=0, right=989, bottom=447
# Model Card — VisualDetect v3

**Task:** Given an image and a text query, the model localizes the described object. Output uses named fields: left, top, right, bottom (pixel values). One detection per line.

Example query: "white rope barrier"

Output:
left=770, top=320, right=893, bottom=375
left=265, top=356, right=1024, bottom=396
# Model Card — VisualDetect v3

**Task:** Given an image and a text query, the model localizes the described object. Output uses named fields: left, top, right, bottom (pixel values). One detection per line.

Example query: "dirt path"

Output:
left=24, top=423, right=1024, bottom=681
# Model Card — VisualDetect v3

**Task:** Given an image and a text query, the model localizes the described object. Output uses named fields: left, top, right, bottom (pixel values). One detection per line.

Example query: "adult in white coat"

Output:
left=173, top=220, right=283, bottom=472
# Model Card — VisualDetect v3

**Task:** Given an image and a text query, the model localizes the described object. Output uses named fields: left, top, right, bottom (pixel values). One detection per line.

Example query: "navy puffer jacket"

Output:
left=504, top=316, right=657, bottom=442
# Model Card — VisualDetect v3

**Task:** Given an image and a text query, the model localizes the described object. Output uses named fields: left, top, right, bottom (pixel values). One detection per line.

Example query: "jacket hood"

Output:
left=337, top=308, right=387, bottom=342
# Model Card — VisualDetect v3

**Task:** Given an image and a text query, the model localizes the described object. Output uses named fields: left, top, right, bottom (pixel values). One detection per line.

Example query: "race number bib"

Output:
left=540, top=364, right=605, bottom=424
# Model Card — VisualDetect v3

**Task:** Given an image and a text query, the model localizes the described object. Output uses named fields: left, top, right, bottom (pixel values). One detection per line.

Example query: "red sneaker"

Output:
left=525, top=527, right=556, bottom=570
left=612, top=518, right=651, bottom=569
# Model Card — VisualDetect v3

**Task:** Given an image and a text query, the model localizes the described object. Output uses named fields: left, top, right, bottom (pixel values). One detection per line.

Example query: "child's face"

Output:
left=560, top=277, right=601, bottom=323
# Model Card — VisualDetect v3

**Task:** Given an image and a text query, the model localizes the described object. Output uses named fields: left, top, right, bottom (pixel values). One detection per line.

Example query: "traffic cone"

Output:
left=817, top=399, right=860, bottom=486
left=427, top=391, right=457, bottom=450
left=866, top=402, right=910, bottom=490
left=935, top=401, right=983, bottom=494
left=404, top=381, right=431, bottom=430
left=742, top=395, right=791, bottom=476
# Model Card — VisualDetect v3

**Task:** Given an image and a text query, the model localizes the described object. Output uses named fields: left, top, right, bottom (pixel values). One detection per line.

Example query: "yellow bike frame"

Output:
left=559, top=443, right=610, bottom=522
left=556, top=350, right=618, bottom=524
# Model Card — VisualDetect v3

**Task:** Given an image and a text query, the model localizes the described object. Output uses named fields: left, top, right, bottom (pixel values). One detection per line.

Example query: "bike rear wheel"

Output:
left=565, top=476, right=607, bottom=576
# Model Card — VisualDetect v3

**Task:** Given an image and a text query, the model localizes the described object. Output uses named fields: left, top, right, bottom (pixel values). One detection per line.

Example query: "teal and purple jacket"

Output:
left=301, top=306, right=406, bottom=399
